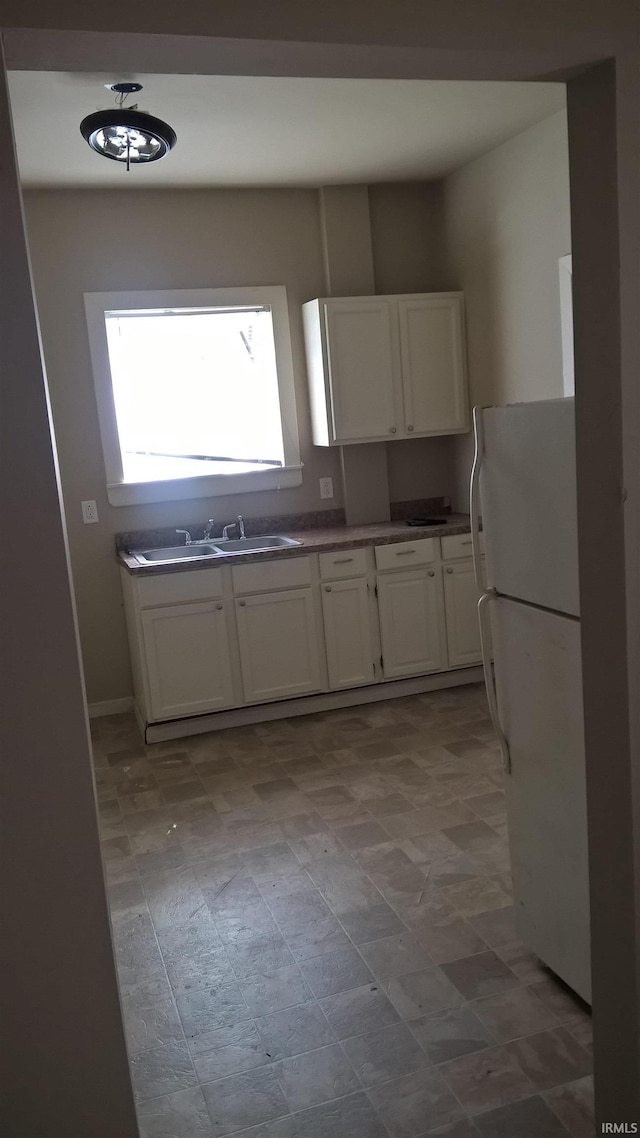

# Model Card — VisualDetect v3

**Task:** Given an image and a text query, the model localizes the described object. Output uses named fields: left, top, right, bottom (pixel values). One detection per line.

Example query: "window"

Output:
left=84, top=286, right=302, bottom=505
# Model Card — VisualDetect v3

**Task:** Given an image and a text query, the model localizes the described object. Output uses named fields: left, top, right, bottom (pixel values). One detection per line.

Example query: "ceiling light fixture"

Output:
left=80, top=83, right=177, bottom=171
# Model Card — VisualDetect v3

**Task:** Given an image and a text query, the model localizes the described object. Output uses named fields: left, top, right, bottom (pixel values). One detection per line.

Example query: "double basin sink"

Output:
left=131, top=534, right=302, bottom=566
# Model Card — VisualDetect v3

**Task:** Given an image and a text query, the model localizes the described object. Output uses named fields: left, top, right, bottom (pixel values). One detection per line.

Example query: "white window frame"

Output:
left=84, top=285, right=303, bottom=506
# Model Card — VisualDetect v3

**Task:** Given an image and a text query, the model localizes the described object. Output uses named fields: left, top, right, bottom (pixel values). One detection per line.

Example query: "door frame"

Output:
left=2, top=16, right=638, bottom=1130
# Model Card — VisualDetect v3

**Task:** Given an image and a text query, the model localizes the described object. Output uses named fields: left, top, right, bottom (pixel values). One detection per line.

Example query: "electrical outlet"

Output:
left=319, top=477, right=334, bottom=500
left=81, top=499, right=99, bottom=524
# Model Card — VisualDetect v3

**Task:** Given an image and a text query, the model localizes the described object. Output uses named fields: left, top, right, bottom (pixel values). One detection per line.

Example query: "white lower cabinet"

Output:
left=141, top=601, right=234, bottom=720
left=443, top=560, right=483, bottom=667
left=123, top=536, right=484, bottom=729
left=377, top=567, right=444, bottom=679
left=235, top=587, right=322, bottom=703
left=321, top=578, right=374, bottom=690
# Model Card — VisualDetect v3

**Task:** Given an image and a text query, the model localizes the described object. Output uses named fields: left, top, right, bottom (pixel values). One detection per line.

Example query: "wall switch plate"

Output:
left=81, top=499, right=99, bottom=524
left=319, top=477, right=334, bottom=500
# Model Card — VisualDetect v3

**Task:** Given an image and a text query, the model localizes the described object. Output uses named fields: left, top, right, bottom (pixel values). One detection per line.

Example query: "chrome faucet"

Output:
left=175, top=528, right=192, bottom=545
left=222, top=515, right=246, bottom=541
left=203, top=519, right=215, bottom=541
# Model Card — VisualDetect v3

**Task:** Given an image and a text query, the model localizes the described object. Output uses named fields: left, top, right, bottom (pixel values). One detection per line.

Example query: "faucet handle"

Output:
left=203, top=518, right=215, bottom=540
left=237, top=515, right=246, bottom=539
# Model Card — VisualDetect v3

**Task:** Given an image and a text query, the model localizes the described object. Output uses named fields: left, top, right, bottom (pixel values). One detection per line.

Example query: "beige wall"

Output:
left=387, top=436, right=455, bottom=503
left=442, top=111, right=571, bottom=509
left=370, top=180, right=447, bottom=294
left=25, top=183, right=453, bottom=703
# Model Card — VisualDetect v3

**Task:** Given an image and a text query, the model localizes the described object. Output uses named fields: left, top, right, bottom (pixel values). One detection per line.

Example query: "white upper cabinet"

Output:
left=324, top=298, right=400, bottom=442
left=398, top=296, right=468, bottom=435
left=303, top=292, right=468, bottom=446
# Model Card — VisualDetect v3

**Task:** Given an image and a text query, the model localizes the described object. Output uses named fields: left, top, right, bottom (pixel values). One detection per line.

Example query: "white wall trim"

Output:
left=107, top=464, right=303, bottom=506
left=559, top=253, right=574, bottom=396
left=88, top=696, right=134, bottom=719
left=141, top=666, right=483, bottom=743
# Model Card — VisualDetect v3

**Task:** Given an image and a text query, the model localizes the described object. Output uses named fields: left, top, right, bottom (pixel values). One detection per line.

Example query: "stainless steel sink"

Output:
left=131, top=534, right=302, bottom=565
left=211, top=536, right=302, bottom=554
left=133, top=544, right=220, bottom=565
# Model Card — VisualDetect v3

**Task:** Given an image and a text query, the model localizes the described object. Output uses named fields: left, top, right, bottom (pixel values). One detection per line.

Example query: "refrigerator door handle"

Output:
left=470, top=405, right=486, bottom=593
left=471, top=405, right=510, bottom=773
left=477, top=589, right=511, bottom=774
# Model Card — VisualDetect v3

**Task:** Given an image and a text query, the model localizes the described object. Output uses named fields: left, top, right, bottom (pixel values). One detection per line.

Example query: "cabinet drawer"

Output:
left=319, top=548, right=368, bottom=580
left=232, top=555, right=311, bottom=595
left=137, top=567, right=223, bottom=607
left=375, top=538, right=436, bottom=572
left=441, top=532, right=482, bottom=560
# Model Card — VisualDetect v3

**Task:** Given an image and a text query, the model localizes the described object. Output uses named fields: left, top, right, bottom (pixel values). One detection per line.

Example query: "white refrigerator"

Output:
left=470, top=397, right=591, bottom=1003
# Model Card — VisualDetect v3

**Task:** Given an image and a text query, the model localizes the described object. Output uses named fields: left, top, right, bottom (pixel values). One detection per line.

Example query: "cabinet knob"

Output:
left=238, top=599, right=246, bottom=606
left=389, top=426, right=397, bottom=434
left=325, top=585, right=332, bottom=592
left=428, top=570, right=435, bottom=577
left=216, top=603, right=223, bottom=610
left=407, top=424, right=414, bottom=432
left=446, top=567, right=453, bottom=574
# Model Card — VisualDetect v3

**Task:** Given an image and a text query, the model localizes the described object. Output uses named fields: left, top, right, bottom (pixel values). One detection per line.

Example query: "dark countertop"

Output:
left=119, top=514, right=472, bottom=576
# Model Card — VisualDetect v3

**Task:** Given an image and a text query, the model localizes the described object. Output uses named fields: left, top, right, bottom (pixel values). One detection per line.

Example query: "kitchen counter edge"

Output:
left=118, top=515, right=472, bottom=576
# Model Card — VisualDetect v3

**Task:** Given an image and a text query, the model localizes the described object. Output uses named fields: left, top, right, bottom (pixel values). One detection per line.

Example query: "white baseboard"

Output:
left=143, top=667, right=484, bottom=744
left=88, top=696, right=134, bottom=719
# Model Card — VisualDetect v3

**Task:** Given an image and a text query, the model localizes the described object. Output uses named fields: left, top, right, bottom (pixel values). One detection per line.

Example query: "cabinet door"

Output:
left=235, top=588, right=322, bottom=703
left=323, top=298, right=400, bottom=442
left=377, top=568, right=444, bottom=679
left=398, top=295, right=468, bottom=435
left=321, top=578, right=374, bottom=690
left=443, top=561, right=483, bottom=668
left=141, top=601, right=234, bottom=721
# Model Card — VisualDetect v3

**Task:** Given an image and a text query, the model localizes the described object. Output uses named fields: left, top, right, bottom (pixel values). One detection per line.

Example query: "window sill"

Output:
left=107, top=464, right=303, bottom=507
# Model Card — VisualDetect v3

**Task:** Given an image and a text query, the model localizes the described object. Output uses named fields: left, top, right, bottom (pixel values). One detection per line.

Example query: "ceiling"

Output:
left=8, top=72, right=565, bottom=189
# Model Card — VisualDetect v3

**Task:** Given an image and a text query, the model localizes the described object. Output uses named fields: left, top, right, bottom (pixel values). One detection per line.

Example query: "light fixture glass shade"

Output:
left=80, top=109, right=177, bottom=164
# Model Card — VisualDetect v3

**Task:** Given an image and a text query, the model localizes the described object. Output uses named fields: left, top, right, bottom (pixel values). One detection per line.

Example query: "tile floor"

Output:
left=92, top=683, right=594, bottom=1138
